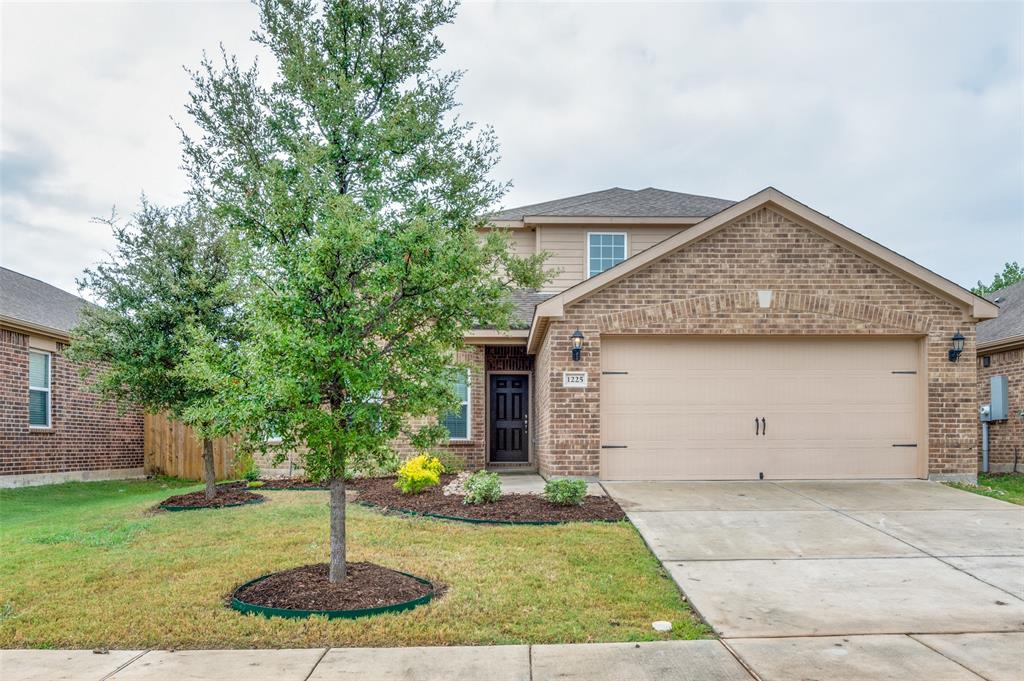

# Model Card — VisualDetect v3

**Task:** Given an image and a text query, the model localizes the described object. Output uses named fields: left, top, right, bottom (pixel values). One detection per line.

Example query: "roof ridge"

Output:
left=493, top=187, right=633, bottom=218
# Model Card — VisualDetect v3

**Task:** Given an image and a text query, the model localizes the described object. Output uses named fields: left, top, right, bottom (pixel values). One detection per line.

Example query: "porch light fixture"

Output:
left=948, top=330, right=965, bottom=363
left=570, top=329, right=584, bottom=362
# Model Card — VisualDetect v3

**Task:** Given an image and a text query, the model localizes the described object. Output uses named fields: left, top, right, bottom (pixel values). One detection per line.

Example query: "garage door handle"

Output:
left=761, top=417, right=766, bottom=435
left=755, top=418, right=760, bottom=436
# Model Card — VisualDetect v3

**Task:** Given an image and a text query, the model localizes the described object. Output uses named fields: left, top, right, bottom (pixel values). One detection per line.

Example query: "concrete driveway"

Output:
left=605, top=479, right=1024, bottom=680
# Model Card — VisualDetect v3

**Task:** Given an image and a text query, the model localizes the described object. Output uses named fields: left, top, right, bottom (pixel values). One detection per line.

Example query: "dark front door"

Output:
left=490, top=374, right=529, bottom=462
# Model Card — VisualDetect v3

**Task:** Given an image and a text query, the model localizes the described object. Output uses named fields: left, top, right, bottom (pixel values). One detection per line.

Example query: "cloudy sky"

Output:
left=2, top=1, right=1021, bottom=295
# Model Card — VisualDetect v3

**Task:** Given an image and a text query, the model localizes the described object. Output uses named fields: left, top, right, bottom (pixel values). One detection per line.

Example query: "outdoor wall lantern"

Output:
left=948, top=330, right=965, bottom=363
left=570, top=329, right=585, bottom=362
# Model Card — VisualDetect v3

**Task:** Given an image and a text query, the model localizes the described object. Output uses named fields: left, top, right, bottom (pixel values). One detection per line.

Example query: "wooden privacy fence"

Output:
left=144, top=412, right=239, bottom=481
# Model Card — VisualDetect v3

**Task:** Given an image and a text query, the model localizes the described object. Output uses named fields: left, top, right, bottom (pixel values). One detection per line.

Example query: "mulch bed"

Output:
left=257, top=478, right=328, bottom=491
left=350, top=475, right=626, bottom=523
left=158, top=482, right=265, bottom=510
left=233, top=562, right=432, bottom=611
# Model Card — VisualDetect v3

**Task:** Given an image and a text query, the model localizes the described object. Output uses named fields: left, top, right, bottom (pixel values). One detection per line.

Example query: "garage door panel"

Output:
left=600, top=337, right=922, bottom=480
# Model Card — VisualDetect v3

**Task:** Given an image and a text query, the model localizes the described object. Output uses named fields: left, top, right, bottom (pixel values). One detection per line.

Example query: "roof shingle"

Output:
left=978, top=279, right=1024, bottom=347
left=489, top=187, right=734, bottom=221
left=0, top=267, right=90, bottom=334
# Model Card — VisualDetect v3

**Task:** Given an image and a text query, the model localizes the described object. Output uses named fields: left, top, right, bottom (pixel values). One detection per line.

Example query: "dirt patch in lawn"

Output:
left=157, top=482, right=265, bottom=510
left=351, top=475, right=626, bottom=523
left=258, top=478, right=328, bottom=491
left=232, top=562, right=433, bottom=611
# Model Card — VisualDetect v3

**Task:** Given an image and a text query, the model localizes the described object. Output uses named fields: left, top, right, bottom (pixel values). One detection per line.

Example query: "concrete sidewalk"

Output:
left=6, top=634, right=1024, bottom=680
left=1, top=641, right=754, bottom=681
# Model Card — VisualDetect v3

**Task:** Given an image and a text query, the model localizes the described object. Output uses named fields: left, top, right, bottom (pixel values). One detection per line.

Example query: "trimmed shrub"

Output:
left=463, top=471, right=502, bottom=505
left=433, top=450, right=466, bottom=474
left=233, top=451, right=261, bottom=482
left=544, top=478, right=587, bottom=506
left=350, top=451, right=401, bottom=479
left=395, top=454, right=444, bottom=495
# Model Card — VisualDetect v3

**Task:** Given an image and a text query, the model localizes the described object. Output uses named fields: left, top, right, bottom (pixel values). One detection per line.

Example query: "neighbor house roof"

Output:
left=978, top=280, right=1024, bottom=351
left=489, top=187, right=735, bottom=222
left=527, top=187, right=999, bottom=353
left=0, top=267, right=90, bottom=339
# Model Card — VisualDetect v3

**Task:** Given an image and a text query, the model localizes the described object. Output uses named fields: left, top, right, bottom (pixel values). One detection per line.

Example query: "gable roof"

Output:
left=978, top=280, right=1024, bottom=350
left=0, top=267, right=91, bottom=339
left=527, top=187, right=999, bottom=352
left=489, top=187, right=735, bottom=222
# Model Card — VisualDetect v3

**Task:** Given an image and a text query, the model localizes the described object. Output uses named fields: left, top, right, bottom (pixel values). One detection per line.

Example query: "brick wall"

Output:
left=535, top=205, right=979, bottom=479
left=977, top=346, right=1023, bottom=472
left=1, top=327, right=144, bottom=479
left=391, top=345, right=487, bottom=470
left=485, top=345, right=533, bottom=372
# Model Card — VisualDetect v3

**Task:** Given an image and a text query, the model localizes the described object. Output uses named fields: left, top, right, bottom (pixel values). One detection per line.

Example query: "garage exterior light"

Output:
left=948, top=330, right=965, bottom=363
left=570, top=329, right=584, bottom=362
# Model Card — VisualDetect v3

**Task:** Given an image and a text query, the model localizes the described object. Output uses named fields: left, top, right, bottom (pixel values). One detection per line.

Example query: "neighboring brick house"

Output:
left=0, top=268, right=144, bottom=487
left=440, top=186, right=996, bottom=483
left=976, top=280, right=1023, bottom=473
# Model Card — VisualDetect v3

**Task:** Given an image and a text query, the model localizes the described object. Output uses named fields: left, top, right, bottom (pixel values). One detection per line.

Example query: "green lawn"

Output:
left=0, top=478, right=707, bottom=649
left=946, top=472, right=1024, bottom=506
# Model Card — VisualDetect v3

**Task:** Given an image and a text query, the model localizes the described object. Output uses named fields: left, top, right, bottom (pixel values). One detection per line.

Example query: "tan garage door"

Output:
left=600, top=337, right=923, bottom=480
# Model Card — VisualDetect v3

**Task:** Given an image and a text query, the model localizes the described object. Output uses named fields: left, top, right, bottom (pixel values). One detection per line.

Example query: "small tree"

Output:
left=69, top=201, right=241, bottom=500
left=973, top=262, right=1023, bottom=296
left=181, top=0, right=546, bottom=582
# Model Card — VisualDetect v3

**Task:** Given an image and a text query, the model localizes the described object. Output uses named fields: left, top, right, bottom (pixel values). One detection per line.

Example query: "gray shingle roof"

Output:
left=0, top=267, right=90, bottom=334
left=489, top=187, right=734, bottom=221
left=978, top=279, right=1024, bottom=347
left=508, top=289, right=554, bottom=329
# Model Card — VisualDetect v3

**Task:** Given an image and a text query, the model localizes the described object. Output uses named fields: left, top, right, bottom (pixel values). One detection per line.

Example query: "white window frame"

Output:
left=445, top=368, right=472, bottom=442
left=586, top=231, right=629, bottom=279
left=28, top=349, right=51, bottom=429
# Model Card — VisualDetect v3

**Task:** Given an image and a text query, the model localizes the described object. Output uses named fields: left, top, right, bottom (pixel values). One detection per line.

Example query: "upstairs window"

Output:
left=442, top=369, right=471, bottom=440
left=588, top=232, right=627, bottom=278
left=29, top=350, right=51, bottom=428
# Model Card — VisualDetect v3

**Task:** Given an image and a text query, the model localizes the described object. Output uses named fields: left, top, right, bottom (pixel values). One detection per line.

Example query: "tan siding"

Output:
left=477, top=227, right=536, bottom=259
left=536, top=224, right=688, bottom=293
left=628, top=226, right=687, bottom=255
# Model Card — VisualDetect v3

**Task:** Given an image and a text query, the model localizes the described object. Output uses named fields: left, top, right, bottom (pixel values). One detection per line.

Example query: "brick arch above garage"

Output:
left=598, top=290, right=933, bottom=336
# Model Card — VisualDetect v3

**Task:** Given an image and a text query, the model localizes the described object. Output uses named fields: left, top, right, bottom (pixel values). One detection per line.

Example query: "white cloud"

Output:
left=2, top=0, right=1021, bottom=294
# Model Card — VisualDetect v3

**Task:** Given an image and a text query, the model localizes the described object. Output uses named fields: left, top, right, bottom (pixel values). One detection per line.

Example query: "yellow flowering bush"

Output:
left=395, top=454, right=444, bottom=495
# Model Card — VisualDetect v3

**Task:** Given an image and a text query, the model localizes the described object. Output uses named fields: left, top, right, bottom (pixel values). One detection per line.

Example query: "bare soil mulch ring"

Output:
left=351, top=475, right=627, bottom=524
left=257, top=477, right=328, bottom=491
left=231, top=562, right=435, bottom=619
left=158, top=482, right=266, bottom=511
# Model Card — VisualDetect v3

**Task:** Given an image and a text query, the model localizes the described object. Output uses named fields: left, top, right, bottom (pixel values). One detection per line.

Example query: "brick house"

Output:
left=0, top=268, right=144, bottom=487
left=976, top=280, right=1023, bottom=473
left=428, top=186, right=996, bottom=483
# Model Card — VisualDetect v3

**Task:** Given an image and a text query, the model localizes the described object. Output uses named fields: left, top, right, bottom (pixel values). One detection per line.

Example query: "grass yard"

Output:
left=947, top=472, right=1024, bottom=506
left=0, top=478, right=707, bottom=649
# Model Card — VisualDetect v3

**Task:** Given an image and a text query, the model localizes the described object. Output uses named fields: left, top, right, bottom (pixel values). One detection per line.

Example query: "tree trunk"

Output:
left=203, top=438, right=216, bottom=500
left=329, top=476, right=347, bottom=582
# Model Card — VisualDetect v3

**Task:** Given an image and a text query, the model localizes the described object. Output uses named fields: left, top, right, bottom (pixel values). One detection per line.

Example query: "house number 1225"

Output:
left=562, top=372, right=588, bottom=388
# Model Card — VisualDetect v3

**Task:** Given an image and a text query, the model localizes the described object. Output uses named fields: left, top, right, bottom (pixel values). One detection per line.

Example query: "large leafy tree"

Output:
left=973, top=262, right=1022, bottom=296
left=182, top=0, right=545, bottom=582
left=69, top=201, right=241, bottom=500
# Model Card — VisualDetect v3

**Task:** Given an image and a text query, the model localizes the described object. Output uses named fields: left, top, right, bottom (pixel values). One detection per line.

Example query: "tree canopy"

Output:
left=973, top=262, right=1023, bottom=296
left=180, top=0, right=547, bottom=580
